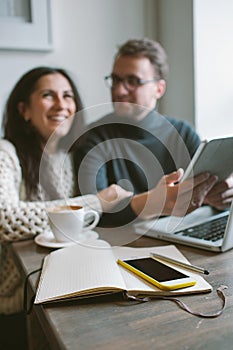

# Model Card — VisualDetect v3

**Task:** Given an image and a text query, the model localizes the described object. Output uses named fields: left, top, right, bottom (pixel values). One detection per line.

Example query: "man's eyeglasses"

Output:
left=104, top=74, right=158, bottom=92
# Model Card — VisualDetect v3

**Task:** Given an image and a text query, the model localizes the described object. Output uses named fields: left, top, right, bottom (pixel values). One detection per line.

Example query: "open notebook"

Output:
left=35, top=241, right=212, bottom=305
left=134, top=204, right=233, bottom=252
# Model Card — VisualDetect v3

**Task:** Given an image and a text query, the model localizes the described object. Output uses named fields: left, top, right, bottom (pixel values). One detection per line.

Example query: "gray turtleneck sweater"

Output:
left=77, top=110, right=201, bottom=225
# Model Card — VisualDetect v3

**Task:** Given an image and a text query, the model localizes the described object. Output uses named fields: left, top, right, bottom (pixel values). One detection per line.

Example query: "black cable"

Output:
left=23, top=267, right=42, bottom=315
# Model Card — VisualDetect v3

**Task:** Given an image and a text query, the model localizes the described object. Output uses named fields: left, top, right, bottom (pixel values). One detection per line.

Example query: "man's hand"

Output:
left=131, top=169, right=218, bottom=219
left=203, top=173, right=233, bottom=210
left=160, top=169, right=218, bottom=217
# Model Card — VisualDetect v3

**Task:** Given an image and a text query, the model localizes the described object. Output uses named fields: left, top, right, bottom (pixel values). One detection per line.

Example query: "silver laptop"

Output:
left=134, top=203, right=233, bottom=252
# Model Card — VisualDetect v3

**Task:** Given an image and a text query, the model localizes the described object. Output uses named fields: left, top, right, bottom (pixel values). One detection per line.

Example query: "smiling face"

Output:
left=18, top=73, right=77, bottom=144
left=111, top=55, right=166, bottom=120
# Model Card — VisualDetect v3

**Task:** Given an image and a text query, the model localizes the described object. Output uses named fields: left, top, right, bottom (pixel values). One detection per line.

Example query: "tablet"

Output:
left=182, top=136, right=233, bottom=182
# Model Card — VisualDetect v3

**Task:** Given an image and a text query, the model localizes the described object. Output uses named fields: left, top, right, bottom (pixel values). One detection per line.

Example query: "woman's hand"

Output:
left=131, top=169, right=218, bottom=219
left=97, top=184, right=133, bottom=212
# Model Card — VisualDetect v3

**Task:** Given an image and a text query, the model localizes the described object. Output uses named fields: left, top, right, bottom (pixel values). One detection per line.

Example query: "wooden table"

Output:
left=11, top=226, right=233, bottom=350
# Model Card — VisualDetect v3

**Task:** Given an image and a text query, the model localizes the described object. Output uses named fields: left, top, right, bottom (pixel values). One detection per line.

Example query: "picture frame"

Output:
left=0, top=0, right=52, bottom=51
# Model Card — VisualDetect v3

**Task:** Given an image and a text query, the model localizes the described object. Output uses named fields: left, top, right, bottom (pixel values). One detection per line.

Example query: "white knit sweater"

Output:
left=0, top=139, right=101, bottom=314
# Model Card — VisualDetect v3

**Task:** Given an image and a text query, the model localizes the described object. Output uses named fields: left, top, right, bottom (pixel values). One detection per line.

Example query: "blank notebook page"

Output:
left=36, top=241, right=126, bottom=302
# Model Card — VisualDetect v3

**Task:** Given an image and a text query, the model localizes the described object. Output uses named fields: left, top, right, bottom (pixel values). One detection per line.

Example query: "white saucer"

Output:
left=34, top=230, right=99, bottom=249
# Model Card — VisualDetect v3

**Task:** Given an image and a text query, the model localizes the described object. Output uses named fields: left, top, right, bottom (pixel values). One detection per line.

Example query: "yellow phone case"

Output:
left=117, top=259, right=196, bottom=291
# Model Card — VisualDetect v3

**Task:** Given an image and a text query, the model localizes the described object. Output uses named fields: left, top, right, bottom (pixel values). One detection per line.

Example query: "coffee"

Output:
left=49, top=205, right=82, bottom=213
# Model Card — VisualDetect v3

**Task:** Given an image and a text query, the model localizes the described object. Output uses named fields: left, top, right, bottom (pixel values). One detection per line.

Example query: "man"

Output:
left=77, top=38, right=233, bottom=225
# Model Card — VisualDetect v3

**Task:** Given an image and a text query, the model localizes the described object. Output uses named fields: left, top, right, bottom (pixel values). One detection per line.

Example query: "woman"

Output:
left=0, top=67, right=132, bottom=318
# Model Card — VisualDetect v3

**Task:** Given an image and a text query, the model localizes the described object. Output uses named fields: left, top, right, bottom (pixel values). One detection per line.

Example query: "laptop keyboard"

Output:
left=175, top=215, right=228, bottom=242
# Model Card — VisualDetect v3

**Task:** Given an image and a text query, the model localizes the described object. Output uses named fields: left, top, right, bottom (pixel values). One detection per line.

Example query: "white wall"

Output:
left=0, top=0, right=152, bottom=128
left=193, top=0, right=233, bottom=139
left=157, top=0, right=195, bottom=127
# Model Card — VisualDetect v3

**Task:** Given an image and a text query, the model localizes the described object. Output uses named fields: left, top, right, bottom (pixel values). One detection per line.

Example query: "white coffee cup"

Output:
left=47, top=205, right=99, bottom=242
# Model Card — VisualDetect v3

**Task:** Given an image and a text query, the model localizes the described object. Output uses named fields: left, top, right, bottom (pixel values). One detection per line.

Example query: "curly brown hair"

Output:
left=115, top=38, right=169, bottom=80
